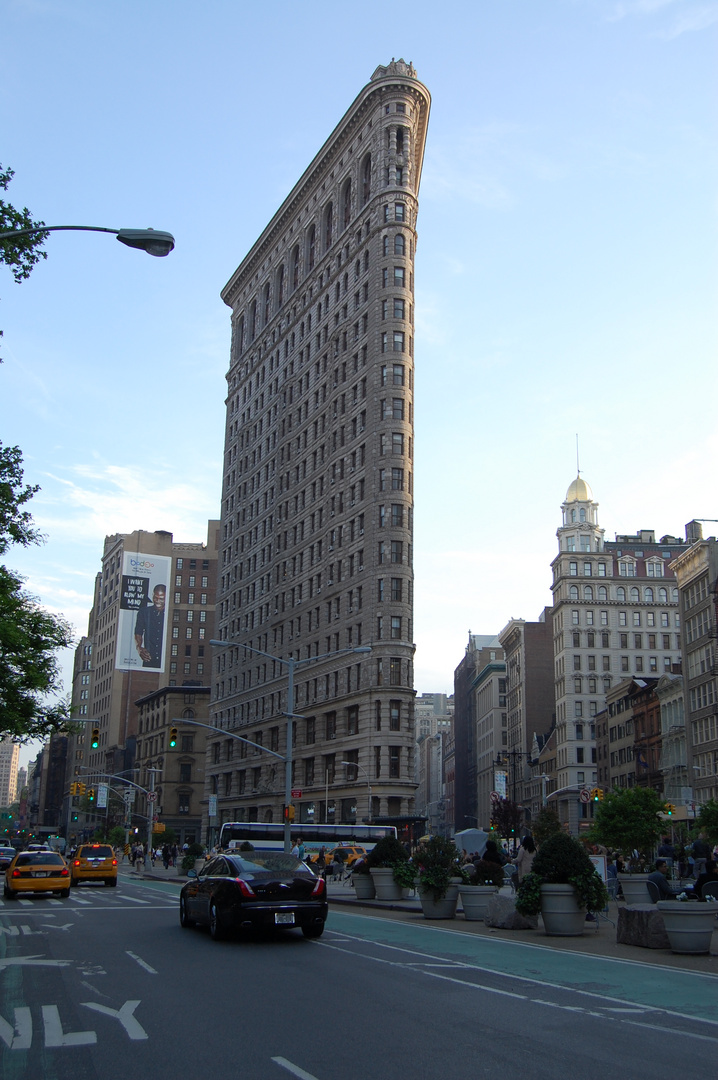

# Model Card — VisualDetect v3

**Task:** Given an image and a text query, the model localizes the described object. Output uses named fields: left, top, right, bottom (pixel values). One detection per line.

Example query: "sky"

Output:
left=1, top=0, right=716, bottom=772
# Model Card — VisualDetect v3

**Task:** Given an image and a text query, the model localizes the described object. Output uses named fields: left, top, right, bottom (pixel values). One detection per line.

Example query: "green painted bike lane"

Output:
left=328, top=909, right=718, bottom=1025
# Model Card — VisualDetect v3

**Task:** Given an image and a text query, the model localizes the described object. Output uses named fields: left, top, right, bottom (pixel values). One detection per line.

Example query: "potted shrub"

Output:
left=367, top=835, right=410, bottom=901
left=588, top=787, right=667, bottom=904
left=657, top=892, right=718, bottom=954
left=458, top=859, right=504, bottom=921
left=412, top=836, right=466, bottom=919
left=180, top=842, right=205, bottom=875
left=350, top=857, right=376, bottom=900
left=515, top=832, right=608, bottom=936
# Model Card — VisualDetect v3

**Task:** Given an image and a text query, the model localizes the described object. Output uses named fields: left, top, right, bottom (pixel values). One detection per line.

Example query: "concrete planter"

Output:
left=458, top=884, right=498, bottom=921
left=352, top=873, right=376, bottom=900
left=418, top=882, right=459, bottom=920
left=618, top=874, right=651, bottom=905
left=370, top=867, right=404, bottom=901
left=656, top=901, right=717, bottom=954
left=540, top=883, right=586, bottom=936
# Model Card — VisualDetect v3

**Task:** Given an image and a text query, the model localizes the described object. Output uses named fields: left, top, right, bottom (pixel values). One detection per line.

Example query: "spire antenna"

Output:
left=576, top=434, right=580, bottom=476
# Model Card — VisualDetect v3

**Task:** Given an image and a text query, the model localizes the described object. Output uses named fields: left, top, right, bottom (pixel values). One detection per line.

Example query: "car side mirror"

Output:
left=186, top=869, right=198, bottom=879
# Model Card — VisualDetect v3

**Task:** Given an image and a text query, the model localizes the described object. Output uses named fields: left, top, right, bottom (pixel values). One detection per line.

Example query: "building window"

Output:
left=389, top=746, right=401, bottom=778
left=325, top=712, right=336, bottom=740
left=181, top=735, right=194, bottom=752
left=391, top=616, right=401, bottom=639
left=395, top=202, right=405, bottom=221
left=347, top=705, right=359, bottom=735
left=179, top=763, right=192, bottom=783
left=390, top=658, right=401, bottom=685
left=178, top=794, right=190, bottom=815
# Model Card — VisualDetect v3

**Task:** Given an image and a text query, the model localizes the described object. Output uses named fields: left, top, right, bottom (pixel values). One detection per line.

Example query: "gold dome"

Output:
left=565, top=475, right=593, bottom=503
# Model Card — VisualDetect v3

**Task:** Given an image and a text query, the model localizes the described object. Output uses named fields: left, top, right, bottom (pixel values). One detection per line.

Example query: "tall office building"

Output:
left=0, top=739, right=20, bottom=807
left=211, top=61, right=430, bottom=829
left=551, top=475, right=687, bottom=830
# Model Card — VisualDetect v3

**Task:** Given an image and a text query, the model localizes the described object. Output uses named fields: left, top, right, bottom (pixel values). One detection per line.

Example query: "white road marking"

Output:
left=42, top=1005, right=96, bottom=1047
left=122, top=896, right=151, bottom=904
left=272, top=1057, right=321, bottom=1080
left=41, top=923, right=74, bottom=932
left=82, top=1000, right=148, bottom=1041
left=126, top=950, right=157, bottom=974
left=0, top=1007, right=32, bottom=1050
left=0, top=955, right=71, bottom=971
left=69, top=896, right=92, bottom=905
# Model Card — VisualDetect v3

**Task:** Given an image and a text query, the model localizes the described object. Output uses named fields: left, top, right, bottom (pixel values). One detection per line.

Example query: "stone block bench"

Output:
left=616, top=904, right=670, bottom=949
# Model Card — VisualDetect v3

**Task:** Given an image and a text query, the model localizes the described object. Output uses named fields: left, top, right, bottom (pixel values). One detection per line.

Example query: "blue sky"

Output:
left=1, top=1, right=716, bottom=769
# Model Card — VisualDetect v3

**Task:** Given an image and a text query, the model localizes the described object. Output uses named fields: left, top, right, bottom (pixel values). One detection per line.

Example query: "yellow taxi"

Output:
left=71, top=844, right=118, bottom=887
left=4, top=849, right=71, bottom=898
left=310, top=845, right=367, bottom=870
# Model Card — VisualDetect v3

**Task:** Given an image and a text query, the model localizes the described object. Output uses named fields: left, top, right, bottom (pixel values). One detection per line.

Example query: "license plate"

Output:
left=275, top=912, right=295, bottom=925
left=31, top=871, right=48, bottom=878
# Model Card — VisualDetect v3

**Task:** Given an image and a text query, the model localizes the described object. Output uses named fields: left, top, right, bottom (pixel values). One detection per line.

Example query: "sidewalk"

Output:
left=122, top=865, right=718, bottom=973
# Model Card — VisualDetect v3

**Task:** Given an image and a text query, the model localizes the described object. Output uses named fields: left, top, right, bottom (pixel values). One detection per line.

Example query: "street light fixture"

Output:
left=210, top=639, right=372, bottom=852
left=0, top=224, right=175, bottom=256
left=341, top=760, right=372, bottom=824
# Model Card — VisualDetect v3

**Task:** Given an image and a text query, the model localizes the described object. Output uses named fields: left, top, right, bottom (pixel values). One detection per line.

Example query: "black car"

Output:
left=179, top=851, right=328, bottom=941
left=0, top=846, right=18, bottom=872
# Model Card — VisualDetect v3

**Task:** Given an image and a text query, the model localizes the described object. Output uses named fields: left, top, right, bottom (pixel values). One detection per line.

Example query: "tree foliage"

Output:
left=0, top=442, right=73, bottom=741
left=532, top=806, right=563, bottom=846
left=696, top=800, right=718, bottom=844
left=491, top=797, right=524, bottom=839
left=0, top=164, right=48, bottom=284
left=588, top=786, right=666, bottom=858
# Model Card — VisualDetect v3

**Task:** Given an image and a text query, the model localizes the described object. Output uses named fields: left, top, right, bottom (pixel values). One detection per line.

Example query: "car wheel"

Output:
left=179, top=896, right=195, bottom=928
left=59, top=888, right=70, bottom=898
left=4, top=884, right=17, bottom=900
left=302, top=923, right=325, bottom=939
left=71, top=878, right=79, bottom=887
left=106, top=879, right=117, bottom=887
left=209, top=901, right=225, bottom=941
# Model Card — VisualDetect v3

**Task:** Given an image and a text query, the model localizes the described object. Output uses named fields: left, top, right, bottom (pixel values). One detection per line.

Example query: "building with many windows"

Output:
left=0, top=739, right=20, bottom=808
left=551, top=475, right=687, bottom=830
left=210, top=61, right=430, bottom=830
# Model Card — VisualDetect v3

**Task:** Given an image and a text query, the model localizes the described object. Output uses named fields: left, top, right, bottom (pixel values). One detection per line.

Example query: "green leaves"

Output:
left=0, top=164, right=49, bottom=284
left=588, top=786, right=666, bottom=859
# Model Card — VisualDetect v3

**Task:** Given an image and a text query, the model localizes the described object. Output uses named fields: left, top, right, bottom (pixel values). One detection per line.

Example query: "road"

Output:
left=1, top=871, right=717, bottom=1079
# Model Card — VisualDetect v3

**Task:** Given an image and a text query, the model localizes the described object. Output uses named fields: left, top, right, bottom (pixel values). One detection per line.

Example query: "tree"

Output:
left=0, top=442, right=73, bottom=741
left=532, top=806, right=563, bottom=845
left=0, top=164, right=48, bottom=284
left=491, top=797, right=524, bottom=841
left=588, top=786, right=666, bottom=860
left=696, top=800, right=718, bottom=844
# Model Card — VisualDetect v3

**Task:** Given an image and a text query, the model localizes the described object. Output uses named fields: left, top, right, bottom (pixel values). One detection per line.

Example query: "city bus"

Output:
left=218, top=821, right=397, bottom=858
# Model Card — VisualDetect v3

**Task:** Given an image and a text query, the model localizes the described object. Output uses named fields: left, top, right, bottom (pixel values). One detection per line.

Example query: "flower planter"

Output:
left=370, top=867, right=404, bottom=901
left=656, top=901, right=717, bottom=954
left=618, top=874, right=651, bottom=905
left=458, top=884, right=498, bottom=921
left=418, top=882, right=459, bottom=920
left=352, top=873, right=376, bottom=900
left=540, top=883, right=586, bottom=936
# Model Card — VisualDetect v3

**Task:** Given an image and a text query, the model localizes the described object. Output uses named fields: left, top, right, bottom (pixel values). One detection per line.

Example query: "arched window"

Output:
left=630, top=587, right=639, bottom=602
left=307, top=225, right=316, bottom=271
left=569, top=585, right=579, bottom=600
left=342, top=179, right=351, bottom=230
left=249, top=300, right=257, bottom=342
left=262, top=281, right=271, bottom=326
left=598, top=586, right=608, bottom=601
left=659, top=587, right=668, bottom=602
left=183, top=708, right=194, bottom=719
left=382, top=236, right=389, bottom=256
left=617, top=587, right=626, bottom=602
left=264, top=808, right=273, bottom=822
left=361, top=154, right=372, bottom=205
left=671, top=588, right=678, bottom=602
left=571, top=509, right=577, bottom=523
left=291, top=245, right=300, bottom=291
left=324, top=202, right=334, bottom=251
left=580, top=508, right=586, bottom=522
left=394, top=233, right=405, bottom=255
left=276, top=264, right=285, bottom=310
left=583, top=585, right=593, bottom=601
left=644, top=587, right=654, bottom=602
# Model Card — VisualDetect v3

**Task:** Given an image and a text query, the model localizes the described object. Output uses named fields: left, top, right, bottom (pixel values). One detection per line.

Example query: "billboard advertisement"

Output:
left=115, top=551, right=171, bottom=672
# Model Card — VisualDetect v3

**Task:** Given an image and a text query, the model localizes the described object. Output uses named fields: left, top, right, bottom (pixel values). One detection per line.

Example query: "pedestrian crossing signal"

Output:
left=169, top=726, right=178, bottom=748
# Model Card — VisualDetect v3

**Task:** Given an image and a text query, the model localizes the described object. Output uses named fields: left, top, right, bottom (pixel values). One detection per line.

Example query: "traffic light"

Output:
left=169, top=726, right=178, bottom=748
left=284, top=805, right=295, bottom=822
left=591, top=788, right=604, bottom=802
left=87, top=787, right=95, bottom=802
left=70, top=782, right=78, bottom=796
left=489, top=819, right=496, bottom=831
left=91, top=727, right=99, bottom=749
left=77, top=782, right=86, bottom=796
left=665, top=803, right=675, bottom=816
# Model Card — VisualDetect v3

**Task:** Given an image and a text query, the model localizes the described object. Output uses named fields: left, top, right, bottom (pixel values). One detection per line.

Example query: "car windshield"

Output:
left=231, top=853, right=309, bottom=875
left=15, top=853, right=65, bottom=866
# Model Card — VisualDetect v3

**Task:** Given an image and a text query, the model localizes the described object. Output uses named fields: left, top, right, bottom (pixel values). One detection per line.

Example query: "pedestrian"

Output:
left=513, top=835, right=536, bottom=882
left=171, top=843, right=179, bottom=868
left=291, top=840, right=300, bottom=858
left=691, top=835, right=710, bottom=880
left=162, top=843, right=171, bottom=870
left=331, top=852, right=343, bottom=881
left=297, top=837, right=306, bottom=862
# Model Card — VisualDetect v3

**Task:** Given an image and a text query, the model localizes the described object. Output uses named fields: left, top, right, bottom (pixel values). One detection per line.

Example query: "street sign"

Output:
left=291, top=789, right=302, bottom=799
left=97, top=784, right=108, bottom=809
left=208, top=795, right=217, bottom=819
left=147, top=791, right=157, bottom=802
left=579, top=788, right=591, bottom=803
left=124, top=788, right=136, bottom=804
left=153, top=822, right=166, bottom=833
left=490, top=791, right=501, bottom=804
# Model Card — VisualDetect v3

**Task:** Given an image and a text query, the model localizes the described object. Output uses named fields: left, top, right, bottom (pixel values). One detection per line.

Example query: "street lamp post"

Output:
left=341, top=760, right=372, bottom=824
left=210, top=640, right=371, bottom=853
left=0, top=224, right=175, bottom=256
